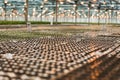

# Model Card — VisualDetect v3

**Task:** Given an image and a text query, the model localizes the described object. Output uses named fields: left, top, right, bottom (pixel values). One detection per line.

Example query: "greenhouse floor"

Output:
left=0, top=25, right=120, bottom=80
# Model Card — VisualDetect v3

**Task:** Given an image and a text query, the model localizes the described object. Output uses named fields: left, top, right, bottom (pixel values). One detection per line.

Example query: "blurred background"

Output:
left=0, top=0, right=120, bottom=24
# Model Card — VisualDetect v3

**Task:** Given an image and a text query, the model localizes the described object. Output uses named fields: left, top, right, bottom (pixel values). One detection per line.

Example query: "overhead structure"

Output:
left=0, top=0, right=120, bottom=24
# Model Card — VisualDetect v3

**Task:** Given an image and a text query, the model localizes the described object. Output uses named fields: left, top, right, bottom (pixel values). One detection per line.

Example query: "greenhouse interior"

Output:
left=0, top=0, right=120, bottom=80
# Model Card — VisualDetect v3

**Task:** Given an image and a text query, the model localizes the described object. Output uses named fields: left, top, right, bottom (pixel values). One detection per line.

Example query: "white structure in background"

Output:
left=50, top=15, right=53, bottom=25
left=27, top=22, right=32, bottom=32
